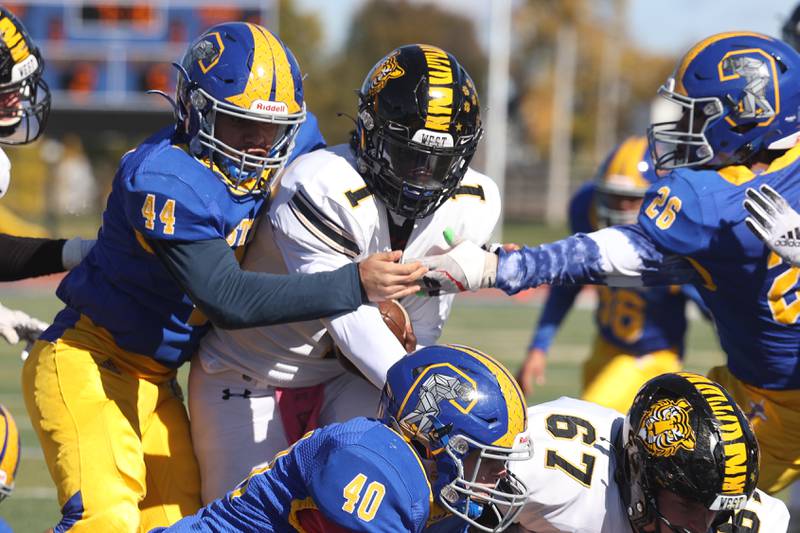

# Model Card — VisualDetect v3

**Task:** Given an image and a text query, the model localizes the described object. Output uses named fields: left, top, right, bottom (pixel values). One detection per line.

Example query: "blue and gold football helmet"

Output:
left=594, top=136, right=658, bottom=227
left=0, top=404, right=20, bottom=503
left=175, top=22, right=306, bottom=195
left=379, top=344, right=531, bottom=532
left=649, top=32, right=800, bottom=170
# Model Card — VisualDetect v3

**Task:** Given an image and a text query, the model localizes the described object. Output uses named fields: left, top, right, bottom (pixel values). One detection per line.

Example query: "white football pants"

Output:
left=188, top=361, right=381, bottom=504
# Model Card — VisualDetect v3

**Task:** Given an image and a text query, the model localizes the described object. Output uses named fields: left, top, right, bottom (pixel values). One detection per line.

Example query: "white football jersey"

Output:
left=197, top=144, right=500, bottom=388
left=513, top=397, right=789, bottom=533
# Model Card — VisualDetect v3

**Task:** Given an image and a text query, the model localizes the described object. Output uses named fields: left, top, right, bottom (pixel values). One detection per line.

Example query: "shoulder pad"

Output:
left=637, top=170, right=716, bottom=256
left=308, top=421, right=431, bottom=532
left=442, top=168, right=501, bottom=246
left=122, top=155, right=226, bottom=242
left=272, top=146, right=377, bottom=258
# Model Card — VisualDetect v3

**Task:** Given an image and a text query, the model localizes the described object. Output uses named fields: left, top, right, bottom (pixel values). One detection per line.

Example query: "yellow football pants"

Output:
left=708, top=365, right=800, bottom=494
left=581, top=337, right=682, bottom=414
left=22, top=319, right=201, bottom=532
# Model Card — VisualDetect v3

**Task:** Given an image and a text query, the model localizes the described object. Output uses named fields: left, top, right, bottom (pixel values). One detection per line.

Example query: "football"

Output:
left=379, top=300, right=416, bottom=352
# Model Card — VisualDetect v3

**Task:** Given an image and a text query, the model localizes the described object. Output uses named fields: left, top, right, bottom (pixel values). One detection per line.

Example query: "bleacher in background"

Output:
left=6, top=1, right=276, bottom=111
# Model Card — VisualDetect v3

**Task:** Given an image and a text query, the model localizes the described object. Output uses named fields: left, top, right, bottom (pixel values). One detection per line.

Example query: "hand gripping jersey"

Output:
left=498, top=145, right=800, bottom=390
left=40, top=119, right=323, bottom=369
left=155, top=417, right=438, bottom=533
left=531, top=182, right=695, bottom=357
left=198, top=144, right=500, bottom=388
left=511, top=398, right=789, bottom=533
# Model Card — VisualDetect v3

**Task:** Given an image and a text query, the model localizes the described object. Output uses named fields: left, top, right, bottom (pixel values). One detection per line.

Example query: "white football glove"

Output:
left=744, top=184, right=800, bottom=266
left=415, top=233, right=498, bottom=295
left=0, top=302, right=47, bottom=360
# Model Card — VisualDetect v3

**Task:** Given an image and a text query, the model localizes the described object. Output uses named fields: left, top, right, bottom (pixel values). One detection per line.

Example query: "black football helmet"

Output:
left=0, top=7, right=49, bottom=145
left=354, top=44, right=483, bottom=219
left=617, top=372, right=759, bottom=533
left=783, top=4, right=800, bottom=51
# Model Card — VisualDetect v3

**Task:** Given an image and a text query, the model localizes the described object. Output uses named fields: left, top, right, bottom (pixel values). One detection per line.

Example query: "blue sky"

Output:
left=295, top=0, right=796, bottom=58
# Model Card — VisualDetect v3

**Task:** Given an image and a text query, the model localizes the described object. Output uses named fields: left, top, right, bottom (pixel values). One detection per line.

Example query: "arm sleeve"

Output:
left=0, top=234, right=67, bottom=281
left=495, top=225, right=699, bottom=295
left=323, top=308, right=407, bottom=388
left=528, top=285, right=582, bottom=352
left=150, top=237, right=364, bottom=330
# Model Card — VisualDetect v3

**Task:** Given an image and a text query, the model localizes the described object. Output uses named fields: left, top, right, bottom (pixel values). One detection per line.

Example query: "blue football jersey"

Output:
left=42, top=119, right=321, bottom=369
left=568, top=183, right=689, bottom=356
left=637, top=147, right=800, bottom=389
left=155, top=418, right=435, bottom=533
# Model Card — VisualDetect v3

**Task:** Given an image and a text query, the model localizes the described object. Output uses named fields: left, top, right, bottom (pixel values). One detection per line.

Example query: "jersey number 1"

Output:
left=342, top=473, right=385, bottom=522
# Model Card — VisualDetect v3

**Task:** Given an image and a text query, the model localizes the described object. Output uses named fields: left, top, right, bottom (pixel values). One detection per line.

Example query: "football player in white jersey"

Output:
left=509, top=372, right=788, bottom=533
left=0, top=7, right=93, bottom=351
left=188, top=44, right=500, bottom=503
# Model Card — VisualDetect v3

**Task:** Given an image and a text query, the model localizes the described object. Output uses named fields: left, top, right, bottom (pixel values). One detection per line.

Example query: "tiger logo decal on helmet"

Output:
left=365, top=50, right=405, bottom=97
left=638, top=398, right=696, bottom=458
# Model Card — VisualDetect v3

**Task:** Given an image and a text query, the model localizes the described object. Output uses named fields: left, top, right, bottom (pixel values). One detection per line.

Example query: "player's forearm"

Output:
left=496, top=233, right=607, bottom=294
left=496, top=226, right=695, bottom=294
left=0, top=233, right=67, bottom=281
left=324, top=307, right=407, bottom=388
left=152, top=238, right=365, bottom=329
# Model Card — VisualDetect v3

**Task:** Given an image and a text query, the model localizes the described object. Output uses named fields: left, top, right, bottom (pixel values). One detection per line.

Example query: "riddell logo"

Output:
left=251, top=100, right=288, bottom=114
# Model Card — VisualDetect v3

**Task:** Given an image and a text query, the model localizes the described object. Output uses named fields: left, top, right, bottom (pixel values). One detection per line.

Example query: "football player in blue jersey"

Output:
left=418, top=31, right=800, bottom=496
left=152, top=344, right=531, bottom=533
left=21, top=22, right=426, bottom=532
left=519, top=136, right=706, bottom=412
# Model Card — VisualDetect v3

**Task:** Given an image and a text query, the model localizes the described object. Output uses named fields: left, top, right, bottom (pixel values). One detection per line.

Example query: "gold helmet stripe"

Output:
left=450, top=344, right=528, bottom=448
left=419, top=44, right=454, bottom=132
left=678, top=372, right=751, bottom=495
left=226, top=24, right=299, bottom=113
